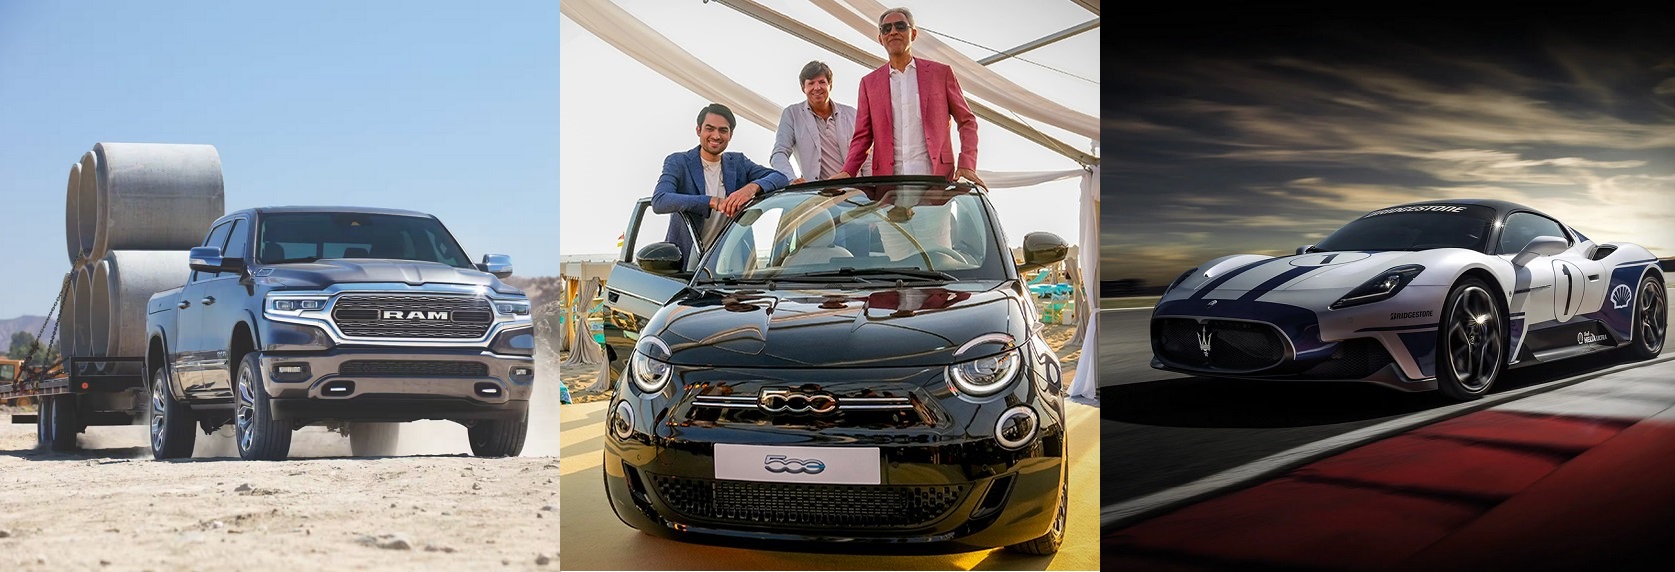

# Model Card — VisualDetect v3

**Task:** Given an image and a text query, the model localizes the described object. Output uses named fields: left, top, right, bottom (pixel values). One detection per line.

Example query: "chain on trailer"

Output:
left=16, top=271, right=74, bottom=389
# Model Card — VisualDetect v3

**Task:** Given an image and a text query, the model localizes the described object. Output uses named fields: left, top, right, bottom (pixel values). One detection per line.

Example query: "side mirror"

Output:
left=1296, top=245, right=1315, bottom=255
left=188, top=246, right=242, bottom=274
left=1017, top=232, right=1069, bottom=273
left=636, top=242, right=684, bottom=275
left=478, top=254, right=514, bottom=278
left=1511, top=235, right=1569, bottom=266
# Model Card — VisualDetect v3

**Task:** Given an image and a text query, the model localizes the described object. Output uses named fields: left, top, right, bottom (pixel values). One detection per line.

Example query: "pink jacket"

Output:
left=842, top=57, right=978, bottom=179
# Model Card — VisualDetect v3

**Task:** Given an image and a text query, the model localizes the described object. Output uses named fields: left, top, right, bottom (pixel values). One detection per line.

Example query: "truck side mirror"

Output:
left=1016, top=232, right=1069, bottom=273
left=1511, top=235, right=1569, bottom=267
left=188, top=246, right=243, bottom=274
left=478, top=254, right=514, bottom=278
left=636, top=242, right=684, bottom=275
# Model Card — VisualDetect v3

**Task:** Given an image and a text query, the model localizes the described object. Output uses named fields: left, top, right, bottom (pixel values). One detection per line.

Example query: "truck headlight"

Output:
left=1330, top=265, right=1425, bottom=310
left=494, top=300, right=531, bottom=316
left=629, top=336, right=672, bottom=394
left=947, top=347, right=1022, bottom=397
left=270, top=297, right=328, bottom=312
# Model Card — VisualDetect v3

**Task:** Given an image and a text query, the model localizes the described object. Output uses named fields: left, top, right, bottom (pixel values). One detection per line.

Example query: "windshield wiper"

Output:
left=787, top=267, right=956, bottom=283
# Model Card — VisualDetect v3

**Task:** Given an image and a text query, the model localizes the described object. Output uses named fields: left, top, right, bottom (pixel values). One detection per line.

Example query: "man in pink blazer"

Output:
left=835, top=7, right=983, bottom=187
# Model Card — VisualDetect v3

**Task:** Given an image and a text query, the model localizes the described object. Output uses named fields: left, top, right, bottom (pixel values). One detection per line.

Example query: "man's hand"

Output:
left=708, top=195, right=721, bottom=212
left=791, top=177, right=806, bottom=185
left=830, top=171, right=852, bottom=180
left=954, top=168, right=985, bottom=188
left=718, top=183, right=760, bottom=217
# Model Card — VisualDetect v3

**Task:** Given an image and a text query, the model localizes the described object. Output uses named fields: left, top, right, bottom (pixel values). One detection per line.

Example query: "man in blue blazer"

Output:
left=652, top=103, right=790, bottom=265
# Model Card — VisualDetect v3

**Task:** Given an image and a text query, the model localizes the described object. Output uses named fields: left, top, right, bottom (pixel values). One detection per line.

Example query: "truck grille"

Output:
left=649, top=475, right=965, bottom=529
left=339, top=360, right=488, bottom=377
left=1155, top=318, right=1287, bottom=372
left=331, top=294, right=494, bottom=339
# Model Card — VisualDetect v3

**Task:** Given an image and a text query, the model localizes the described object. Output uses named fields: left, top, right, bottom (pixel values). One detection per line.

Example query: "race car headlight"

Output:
left=629, top=336, right=672, bottom=394
left=1331, top=265, right=1425, bottom=310
left=1165, top=267, right=1198, bottom=294
left=948, top=347, right=1023, bottom=397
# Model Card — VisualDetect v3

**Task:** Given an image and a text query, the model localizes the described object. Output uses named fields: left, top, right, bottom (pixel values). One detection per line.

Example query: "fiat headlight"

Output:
left=629, top=336, right=672, bottom=394
left=947, top=347, right=1022, bottom=397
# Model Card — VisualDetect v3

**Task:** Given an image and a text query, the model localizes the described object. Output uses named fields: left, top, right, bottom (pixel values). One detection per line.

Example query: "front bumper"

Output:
left=601, top=363, right=1065, bottom=552
left=259, top=346, right=533, bottom=423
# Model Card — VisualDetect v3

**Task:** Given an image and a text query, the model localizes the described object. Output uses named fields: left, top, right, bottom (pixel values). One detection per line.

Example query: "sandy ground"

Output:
left=0, top=372, right=565, bottom=571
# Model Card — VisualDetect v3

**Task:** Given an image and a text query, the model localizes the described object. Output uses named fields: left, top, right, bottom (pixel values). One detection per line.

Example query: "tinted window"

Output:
left=1497, top=212, right=1569, bottom=255
left=1313, top=205, right=1495, bottom=253
left=192, top=220, right=235, bottom=282
left=255, top=213, right=472, bottom=268
left=222, top=218, right=249, bottom=262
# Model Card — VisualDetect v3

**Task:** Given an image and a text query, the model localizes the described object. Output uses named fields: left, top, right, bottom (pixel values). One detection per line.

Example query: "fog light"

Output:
left=995, top=406, right=1038, bottom=450
left=611, top=401, right=635, bottom=440
left=509, top=366, right=534, bottom=384
left=272, top=362, right=312, bottom=382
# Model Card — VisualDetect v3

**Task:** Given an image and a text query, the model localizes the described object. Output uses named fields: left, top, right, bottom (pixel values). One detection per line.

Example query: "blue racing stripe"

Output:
left=1238, top=266, right=1317, bottom=301
left=1188, top=258, right=1277, bottom=301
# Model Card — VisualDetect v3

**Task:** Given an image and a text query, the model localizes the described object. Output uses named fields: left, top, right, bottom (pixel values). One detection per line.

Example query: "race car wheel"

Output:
left=1006, top=476, right=1067, bottom=555
left=1437, top=279, right=1504, bottom=401
left=150, top=366, right=198, bottom=460
left=468, top=410, right=528, bottom=458
left=1626, top=274, right=1666, bottom=360
left=234, top=353, right=293, bottom=461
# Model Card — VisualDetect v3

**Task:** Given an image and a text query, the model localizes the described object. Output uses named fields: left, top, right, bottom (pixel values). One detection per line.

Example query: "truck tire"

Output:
left=150, top=366, right=197, bottom=460
left=46, top=395, right=81, bottom=452
left=468, top=411, right=527, bottom=458
left=349, top=422, right=400, bottom=457
left=234, top=353, right=293, bottom=461
left=35, top=400, right=51, bottom=449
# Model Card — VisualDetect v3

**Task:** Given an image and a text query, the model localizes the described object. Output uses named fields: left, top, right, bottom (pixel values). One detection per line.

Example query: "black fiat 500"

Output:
left=597, top=176, right=1071, bottom=554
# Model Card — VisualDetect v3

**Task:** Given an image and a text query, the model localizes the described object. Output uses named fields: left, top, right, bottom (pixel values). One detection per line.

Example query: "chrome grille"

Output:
left=331, top=294, right=493, bottom=339
left=1155, top=318, right=1287, bottom=372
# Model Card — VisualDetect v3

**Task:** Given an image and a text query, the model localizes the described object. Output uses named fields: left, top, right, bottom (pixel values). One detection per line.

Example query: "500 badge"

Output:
left=763, top=454, right=826, bottom=474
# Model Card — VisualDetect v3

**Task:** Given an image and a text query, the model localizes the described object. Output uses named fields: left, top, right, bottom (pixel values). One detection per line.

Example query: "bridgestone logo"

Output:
left=381, top=310, right=451, bottom=320
left=1364, top=205, right=1467, bottom=218
left=1390, top=310, right=1434, bottom=320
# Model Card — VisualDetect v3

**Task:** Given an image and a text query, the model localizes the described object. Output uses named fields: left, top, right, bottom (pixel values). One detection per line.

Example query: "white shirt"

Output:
left=888, top=60, right=931, bottom=175
left=700, top=157, right=726, bottom=242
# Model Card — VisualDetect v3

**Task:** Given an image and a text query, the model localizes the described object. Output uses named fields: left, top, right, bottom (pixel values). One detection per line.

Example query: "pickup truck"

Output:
left=144, top=206, right=536, bottom=460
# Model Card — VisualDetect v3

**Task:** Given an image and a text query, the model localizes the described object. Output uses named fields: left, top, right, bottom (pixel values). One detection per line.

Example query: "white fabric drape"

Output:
left=815, top=0, right=1099, bottom=141
left=562, top=277, right=607, bottom=366
left=1069, top=166, right=1099, bottom=402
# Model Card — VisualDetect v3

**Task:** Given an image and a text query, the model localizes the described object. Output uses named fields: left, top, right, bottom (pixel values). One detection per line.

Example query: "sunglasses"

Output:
left=879, top=21, right=911, bottom=34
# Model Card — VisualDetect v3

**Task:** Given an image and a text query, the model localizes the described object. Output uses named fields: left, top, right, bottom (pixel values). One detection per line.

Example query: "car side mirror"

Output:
left=188, top=246, right=242, bottom=274
left=636, top=242, right=684, bottom=275
left=1296, top=245, right=1315, bottom=255
left=478, top=254, right=513, bottom=278
left=1511, top=235, right=1569, bottom=266
left=1017, top=232, right=1069, bottom=273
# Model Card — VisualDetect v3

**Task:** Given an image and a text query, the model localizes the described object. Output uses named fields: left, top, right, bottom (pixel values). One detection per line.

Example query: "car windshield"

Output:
left=256, top=212, right=472, bottom=268
left=1312, top=205, right=1496, bottom=253
left=698, top=184, right=1006, bottom=283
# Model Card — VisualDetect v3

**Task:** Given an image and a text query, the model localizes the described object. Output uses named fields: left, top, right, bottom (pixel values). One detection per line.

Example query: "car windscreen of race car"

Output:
left=699, top=184, right=1006, bottom=283
left=1312, top=204, right=1496, bottom=253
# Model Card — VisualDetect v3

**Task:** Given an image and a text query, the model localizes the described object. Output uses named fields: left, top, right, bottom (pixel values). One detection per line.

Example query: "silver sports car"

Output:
left=1150, top=199, right=1668, bottom=400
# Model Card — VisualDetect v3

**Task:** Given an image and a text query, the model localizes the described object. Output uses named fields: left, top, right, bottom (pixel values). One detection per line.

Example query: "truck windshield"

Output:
left=255, top=213, right=472, bottom=268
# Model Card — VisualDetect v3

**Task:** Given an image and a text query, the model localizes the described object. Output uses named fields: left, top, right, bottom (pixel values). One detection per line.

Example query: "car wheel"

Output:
left=46, top=395, right=81, bottom=452
left=234, top=353, right=293, bottom=461
left=1437, top=278, right=1504, bottom=401
left=1006, top=477, right=1067, bottom=555
left=1625, top=274, right=1666, bottom=360
left=468, top=410, right=528, bottom=457
left=150, top=366, right=197, bottom=460
left=349, top=422, right=401, bottom=457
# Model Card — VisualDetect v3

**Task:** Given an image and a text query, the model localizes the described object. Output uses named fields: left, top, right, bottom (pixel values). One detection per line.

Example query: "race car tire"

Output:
left=1437, top=278, right=1504, bottom=401
left=1625, top=273, right=1666, bottom=360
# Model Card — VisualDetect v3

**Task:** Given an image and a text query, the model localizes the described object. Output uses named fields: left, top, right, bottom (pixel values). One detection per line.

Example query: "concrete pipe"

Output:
left=93, top=251, right=189, bottom=358
left=75, top=263, right=100, bottom=357
left=77, top=151, right=99, bottom=261
left=60, top=273, right=79, bottom=357
left=66, top=162, right=82, bottom=263
left=90, top=142, right=224, bottom=260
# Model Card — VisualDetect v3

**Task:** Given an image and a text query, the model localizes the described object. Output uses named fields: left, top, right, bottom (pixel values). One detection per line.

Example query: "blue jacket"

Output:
left=651, top=146, right=789, bottom=263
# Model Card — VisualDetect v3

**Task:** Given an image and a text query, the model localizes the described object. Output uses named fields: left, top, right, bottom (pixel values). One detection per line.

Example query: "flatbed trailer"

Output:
left=3, top=357, right=147, bottom=452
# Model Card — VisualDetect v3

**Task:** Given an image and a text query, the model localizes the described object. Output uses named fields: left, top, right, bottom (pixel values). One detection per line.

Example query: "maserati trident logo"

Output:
left=1197, top=326, right=1214, bottom=357
left=764, top=454, right=826, bottom=474
left=380, top=310, right=451, bottom=321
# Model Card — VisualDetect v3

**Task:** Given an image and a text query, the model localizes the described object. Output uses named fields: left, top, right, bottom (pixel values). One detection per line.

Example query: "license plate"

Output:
left=713, top=444, right=881, bottom=485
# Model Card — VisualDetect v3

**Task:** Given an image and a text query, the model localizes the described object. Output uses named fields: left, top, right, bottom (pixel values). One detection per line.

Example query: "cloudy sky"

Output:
left=1100, top=10, right=1675, bottom=290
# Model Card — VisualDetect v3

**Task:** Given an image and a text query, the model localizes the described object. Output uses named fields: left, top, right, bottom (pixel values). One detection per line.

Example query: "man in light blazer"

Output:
left=651, top=103, right=789, bottom=264
left=833, top=7, right=982, bottom=187
left=770, top=61, right=870, bottom=184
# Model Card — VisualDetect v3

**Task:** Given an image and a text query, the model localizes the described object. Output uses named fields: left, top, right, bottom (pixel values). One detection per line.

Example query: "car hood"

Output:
left=1173, top=250, right=1455, bottom=298
left=651, top=284, right=1028, bottom=368
left=254, top=259, right=518, bottom=293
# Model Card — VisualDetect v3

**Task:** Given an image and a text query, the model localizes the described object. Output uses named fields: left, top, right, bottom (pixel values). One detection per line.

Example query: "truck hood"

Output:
left=255, top=259, right=518, bottom=293
left=651, top=284, right=1028, bottom=368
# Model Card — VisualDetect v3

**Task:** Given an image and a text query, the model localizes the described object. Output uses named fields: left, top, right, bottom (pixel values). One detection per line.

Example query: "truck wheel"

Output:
left=349, top=423, right=400, bottom=457
left=46, top=395, right=81, bottom=452
left=468, top=411, right=527, bottom=457
left=150, top=366, right=197, bottom=460
left=35, top=399, right=51, bottom=449
left=234, top=353, right=293, bottom=461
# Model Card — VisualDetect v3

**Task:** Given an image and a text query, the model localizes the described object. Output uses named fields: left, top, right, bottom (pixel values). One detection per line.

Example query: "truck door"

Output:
left=200, top=217, right=252, bottom=396
left=598, top=198, right=697, bottom=379
left=175, top=220, right=235, bottom=398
